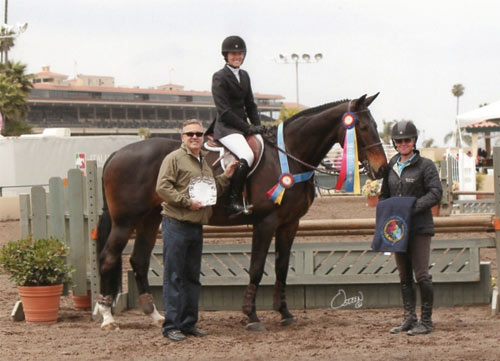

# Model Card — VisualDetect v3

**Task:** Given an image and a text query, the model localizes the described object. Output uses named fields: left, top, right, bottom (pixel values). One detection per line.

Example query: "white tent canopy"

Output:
left=457, top=100, right=500, bottom=128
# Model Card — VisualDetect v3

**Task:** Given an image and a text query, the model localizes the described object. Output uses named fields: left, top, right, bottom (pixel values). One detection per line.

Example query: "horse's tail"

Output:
left=96, top=152, right=116, bottom=257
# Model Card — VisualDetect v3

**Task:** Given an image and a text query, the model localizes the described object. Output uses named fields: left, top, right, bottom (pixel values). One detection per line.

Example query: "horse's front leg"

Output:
left=273, top=221, right=299, bottom=326
left=96, top=224, right=133, bottom=330
left=243, top=218, right=276, bottom=332
left=130, top=210, right=164, bottom=327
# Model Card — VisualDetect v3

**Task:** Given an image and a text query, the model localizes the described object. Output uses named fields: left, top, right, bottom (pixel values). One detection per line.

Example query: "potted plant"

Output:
left=362, top=179, right=381, bottom=207
left=0, top=237, right=74, bottom=323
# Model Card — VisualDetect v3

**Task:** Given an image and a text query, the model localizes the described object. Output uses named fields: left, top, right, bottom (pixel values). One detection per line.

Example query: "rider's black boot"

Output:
left=226, top=159, right=252, bottom=218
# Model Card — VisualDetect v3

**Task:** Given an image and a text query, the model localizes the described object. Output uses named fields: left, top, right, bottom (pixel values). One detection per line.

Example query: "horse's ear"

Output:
left=364, top=92, right=380, bottom=107
left=354, top=94, right=367, bottom=110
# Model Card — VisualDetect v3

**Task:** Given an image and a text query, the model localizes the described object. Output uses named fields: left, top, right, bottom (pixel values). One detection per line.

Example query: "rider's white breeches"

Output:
left=219, top=133, right=255, bottom=166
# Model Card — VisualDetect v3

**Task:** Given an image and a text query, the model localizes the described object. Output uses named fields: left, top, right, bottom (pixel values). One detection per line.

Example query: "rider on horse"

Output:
left=209, top=35, right=265, bottom=217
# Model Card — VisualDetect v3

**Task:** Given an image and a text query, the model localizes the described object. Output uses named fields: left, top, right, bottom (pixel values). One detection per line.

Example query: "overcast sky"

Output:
left=7, top=0, right=500, bottom=146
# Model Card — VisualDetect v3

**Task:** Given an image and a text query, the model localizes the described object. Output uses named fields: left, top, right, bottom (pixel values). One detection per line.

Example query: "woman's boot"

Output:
left=408, top=277, right=433, bottom=335
left=226, top=159, right=251, bottom=217
left=390, top=281, right=417, bottom=334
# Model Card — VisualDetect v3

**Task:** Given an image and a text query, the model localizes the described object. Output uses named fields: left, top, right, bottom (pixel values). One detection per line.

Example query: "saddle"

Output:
left=204, top=135, right=264, bottom=176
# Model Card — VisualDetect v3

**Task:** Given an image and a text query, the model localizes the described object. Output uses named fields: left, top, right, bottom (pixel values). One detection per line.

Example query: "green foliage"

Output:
left=0, top=61, right=33, bottom=136
left=0, top=28, right=16, bottom=57
left=378, top=119, right=395, bottom=144
left=422, top=138, right=435, bottom=148
left=476, top=173, right=485, bottom=191
left=138, top=127, right=151, bottom=139
left=0, top=237, right=74, bottom=286
left=1, top=118, right=32, bottom=136
left=279, top=105, right=300, bottom=122
left=451, top=83, right=465, bottom=98
left=443, top=130, right=471, bottom=146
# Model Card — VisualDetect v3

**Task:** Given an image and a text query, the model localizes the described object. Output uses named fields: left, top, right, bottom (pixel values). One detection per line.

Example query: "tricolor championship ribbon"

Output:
left=335, top=112, right=360, bottom=194
left=267, top=123, right=314, bottom=205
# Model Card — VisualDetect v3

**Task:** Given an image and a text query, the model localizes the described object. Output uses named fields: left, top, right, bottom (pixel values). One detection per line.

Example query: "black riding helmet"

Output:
left=221, top=35, right=246, bottom=62
left=391, top=120, right=418, bottom=151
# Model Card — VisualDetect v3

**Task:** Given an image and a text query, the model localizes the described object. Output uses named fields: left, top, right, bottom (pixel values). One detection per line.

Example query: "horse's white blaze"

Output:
left=150, top=304, right=164, bottom=326
left=97, top=303, right=117, bottom=329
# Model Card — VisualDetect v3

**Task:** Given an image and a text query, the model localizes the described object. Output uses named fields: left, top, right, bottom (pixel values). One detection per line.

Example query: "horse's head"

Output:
left=350, top=93, right=388, bottom=179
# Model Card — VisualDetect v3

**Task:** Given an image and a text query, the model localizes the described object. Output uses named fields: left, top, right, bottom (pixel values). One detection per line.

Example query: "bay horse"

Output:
left=95, top=93, right=388, bottom=331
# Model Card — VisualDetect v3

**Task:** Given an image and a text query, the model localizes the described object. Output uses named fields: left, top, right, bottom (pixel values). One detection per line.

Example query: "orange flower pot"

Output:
left=366, top=195, right=379, bottom=207
left=71, top=290, right=92, bottom=310
left=17, top=284, right=63, bottom=323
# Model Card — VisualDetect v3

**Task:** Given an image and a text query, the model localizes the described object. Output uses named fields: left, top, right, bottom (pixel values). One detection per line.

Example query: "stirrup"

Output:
left=228, top=204, right=253, bottom=219
left=242, top=196, right=253, bottom=215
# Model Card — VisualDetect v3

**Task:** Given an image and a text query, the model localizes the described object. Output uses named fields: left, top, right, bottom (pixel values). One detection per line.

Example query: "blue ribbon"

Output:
left=269, top=123, right=314, bottom=202
left=344, top=127, right=356, bottom=192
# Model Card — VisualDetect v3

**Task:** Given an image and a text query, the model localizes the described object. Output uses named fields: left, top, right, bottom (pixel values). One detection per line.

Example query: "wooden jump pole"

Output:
left=203, top=216, right=494, bottom=236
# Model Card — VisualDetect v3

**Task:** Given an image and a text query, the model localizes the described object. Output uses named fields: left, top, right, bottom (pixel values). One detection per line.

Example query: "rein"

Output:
left=263, top=134, right=334, bottom=175
left=262, top=107, right=381, bottom=176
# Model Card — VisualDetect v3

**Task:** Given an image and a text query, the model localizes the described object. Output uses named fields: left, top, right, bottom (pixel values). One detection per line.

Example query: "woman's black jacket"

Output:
left=379, top=151, right=443, bottom=235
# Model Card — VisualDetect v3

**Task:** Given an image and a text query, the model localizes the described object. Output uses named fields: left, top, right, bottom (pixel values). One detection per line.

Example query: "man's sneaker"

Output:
left=164, top=329, right=186, bottom=342
left=185, top=327, right=208, bottom=337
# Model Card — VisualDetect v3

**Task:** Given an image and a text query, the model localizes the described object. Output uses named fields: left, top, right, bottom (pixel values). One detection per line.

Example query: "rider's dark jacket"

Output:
left=379, top=150, right=442, bottom=235
left=209, top=65, right=261, bottom=140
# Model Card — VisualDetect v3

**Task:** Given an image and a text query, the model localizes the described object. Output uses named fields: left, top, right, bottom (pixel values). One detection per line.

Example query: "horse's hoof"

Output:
left=280, top=317, right=297, bottom=326
left=101, top=322, right=120, bottom=331
left=246, top=322, right=266, bottom=332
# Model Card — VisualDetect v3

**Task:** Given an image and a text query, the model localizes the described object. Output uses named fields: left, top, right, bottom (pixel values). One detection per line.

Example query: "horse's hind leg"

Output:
left=274, top=221, right=300, bottom=326
left=130, top=207, right=164, bottom=327
left=97, top=224, right=134, bottom=330
left=243, top=218, right=276, bottom=332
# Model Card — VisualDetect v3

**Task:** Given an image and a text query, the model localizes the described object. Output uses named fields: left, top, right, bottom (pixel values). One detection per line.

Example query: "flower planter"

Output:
left=71, top=290, right=92, bottom=310
left=366, top=195, right=379, bottom=207
left=18, top=283, right=63, bottom=323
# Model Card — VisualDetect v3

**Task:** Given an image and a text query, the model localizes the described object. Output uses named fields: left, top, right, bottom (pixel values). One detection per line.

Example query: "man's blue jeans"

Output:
left=161, top=217, right=203, bottom=333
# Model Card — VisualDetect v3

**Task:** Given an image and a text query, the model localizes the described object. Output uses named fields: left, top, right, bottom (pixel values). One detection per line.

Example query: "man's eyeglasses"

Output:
left=183, top=132, right=204, bottom=138
left=394, top=138, right=413, bottom=144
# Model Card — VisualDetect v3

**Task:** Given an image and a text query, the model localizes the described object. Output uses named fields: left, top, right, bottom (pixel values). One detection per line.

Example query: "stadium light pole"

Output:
left=276, top=53, right=323, bottom=107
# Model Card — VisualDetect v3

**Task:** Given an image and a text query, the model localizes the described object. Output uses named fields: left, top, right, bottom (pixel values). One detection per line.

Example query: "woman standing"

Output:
left=210, top=35, right=264, bottom=217
left=380, top=120, right=442, bottom=335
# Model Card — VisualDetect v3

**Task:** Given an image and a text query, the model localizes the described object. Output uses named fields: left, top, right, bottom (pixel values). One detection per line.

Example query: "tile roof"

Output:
left=465, top=120, right=499, bottom=129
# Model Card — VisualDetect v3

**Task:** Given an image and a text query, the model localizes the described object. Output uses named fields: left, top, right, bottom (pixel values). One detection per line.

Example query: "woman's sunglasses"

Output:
left=183, top=132, right=204, bottom=138
left=395, top=138, right=413, bottom=144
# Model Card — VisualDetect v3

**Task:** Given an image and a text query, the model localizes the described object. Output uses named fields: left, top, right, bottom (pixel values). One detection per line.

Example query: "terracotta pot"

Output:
left=71, top=290, right=92, bottom=310
left=17, top=283, right=63, bottom=323
left=366, top=195, right=379, bottom=207
left=431, top=204, right=439, bottom=217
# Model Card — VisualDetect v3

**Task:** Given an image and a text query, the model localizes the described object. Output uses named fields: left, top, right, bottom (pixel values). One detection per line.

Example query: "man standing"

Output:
left=156, top=119, right=237, bottom=342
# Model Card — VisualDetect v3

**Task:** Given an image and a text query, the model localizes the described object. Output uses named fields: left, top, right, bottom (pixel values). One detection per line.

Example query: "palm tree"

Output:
left=0, top=27, right=15, bottom=64
left=451, top=83, right=465, bottom=115
left=422, top=138, right=435, bottom=148
left=0, top=61, right=33, bottom=136
left=443, top=130, right=472, bottom=146
left=378, top=119, right=395, bottom=144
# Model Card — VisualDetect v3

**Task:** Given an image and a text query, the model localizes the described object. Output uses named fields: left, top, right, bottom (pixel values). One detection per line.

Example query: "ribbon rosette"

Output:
left=335, top=112, right=360, bottom=194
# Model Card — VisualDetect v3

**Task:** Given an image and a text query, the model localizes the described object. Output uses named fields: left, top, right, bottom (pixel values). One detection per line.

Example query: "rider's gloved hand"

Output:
left=246, top=125, right=265, bottom=135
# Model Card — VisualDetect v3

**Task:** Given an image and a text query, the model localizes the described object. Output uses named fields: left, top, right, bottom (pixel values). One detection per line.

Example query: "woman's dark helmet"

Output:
left=391, top=120, right=418, bottom=150
left=221, top=36, right=246, bottom=62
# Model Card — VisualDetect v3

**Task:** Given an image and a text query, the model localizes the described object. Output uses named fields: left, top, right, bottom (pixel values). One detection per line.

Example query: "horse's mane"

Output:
left=283, top=98, right=350, bottom=125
